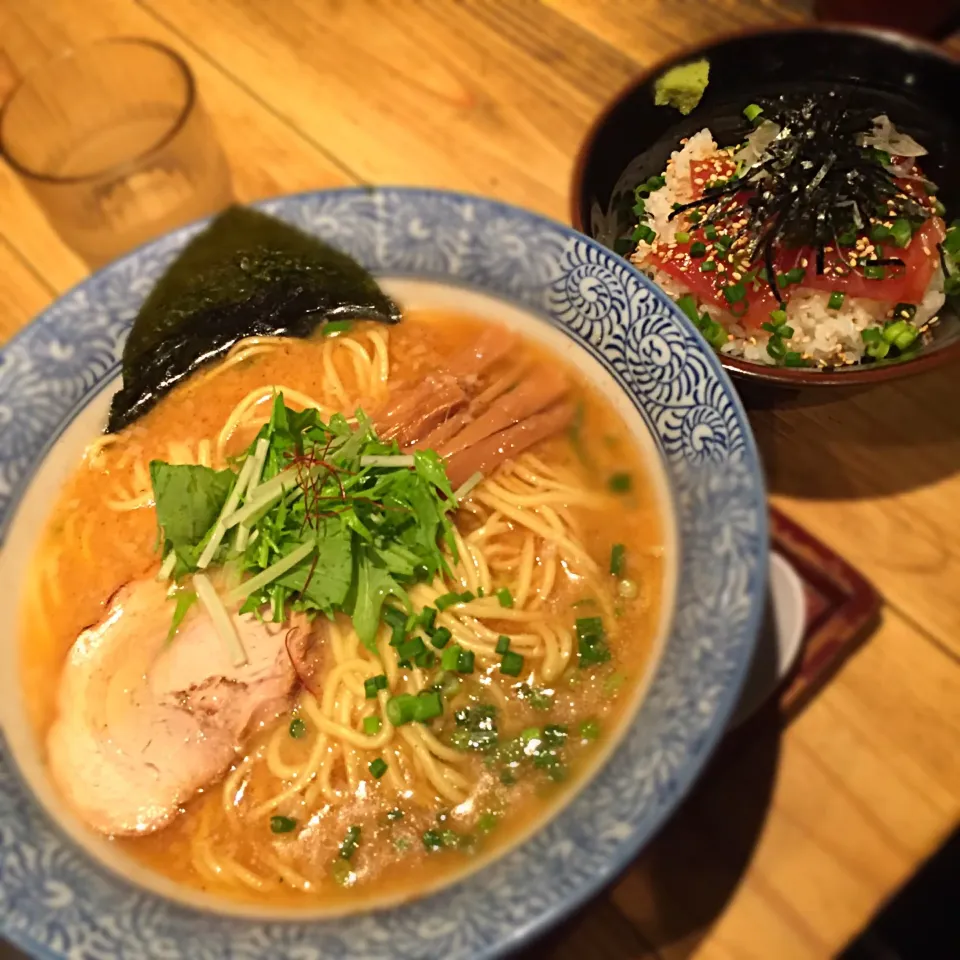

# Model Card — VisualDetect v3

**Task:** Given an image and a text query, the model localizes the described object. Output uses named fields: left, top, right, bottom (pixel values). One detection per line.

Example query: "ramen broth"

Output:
left=21, top=312, right=665, bottom=907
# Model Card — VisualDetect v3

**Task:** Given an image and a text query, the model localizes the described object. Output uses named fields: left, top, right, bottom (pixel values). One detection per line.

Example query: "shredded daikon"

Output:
left=193, top=572, right=248, bottom=667
left=197, top=450, right=259, bottom=569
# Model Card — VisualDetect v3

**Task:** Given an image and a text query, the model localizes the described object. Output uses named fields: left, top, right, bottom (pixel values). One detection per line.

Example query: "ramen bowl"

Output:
left=572, top=25, right=960, bottom=390
left=0, top=188, right=766, bottom=959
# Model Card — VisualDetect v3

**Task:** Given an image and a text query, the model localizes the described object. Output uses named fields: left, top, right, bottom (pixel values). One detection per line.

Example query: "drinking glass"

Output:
left=0, top=37, right=232, bottom=267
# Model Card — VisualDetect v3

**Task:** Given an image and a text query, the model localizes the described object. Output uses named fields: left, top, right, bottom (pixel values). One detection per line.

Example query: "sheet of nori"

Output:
left=107, top=205, right=401, bottom=432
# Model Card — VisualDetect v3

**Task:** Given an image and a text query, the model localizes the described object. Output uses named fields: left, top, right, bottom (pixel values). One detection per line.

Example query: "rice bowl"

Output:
left=620, top=105, right=954, bottom=370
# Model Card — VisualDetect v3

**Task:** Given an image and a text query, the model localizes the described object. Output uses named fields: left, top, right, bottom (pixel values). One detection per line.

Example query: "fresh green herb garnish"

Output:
left=339, top=825, right=361, bottom=859
left=151, top=463, right=236, bottom=570
left=496, top=587, right=514, bottom=608
left=322, top=320, right=354, bottom=336
left=457, top=649, right=475, bottom=674
left=368, top=758, right=388, bottom=779
left=386, top=694, right=417, bottom=726
left=151, top=394, right=459, bottom=652
left=362, top=715, right=382, bottom=735
left=608, top=472, right=632, bottom=493
left=579, top=718, right=601, bottom=740
left=364, top=674, right=388, bottom=699
left=422, top=829, right=444, bottom=852
left=517, top=684, right=553, bottom=711
left=576, top=616, right=611, bottom=667
left=164, top=588, right=197, bottom=643
left=450, top=705, right=499, bottom=753
left=499, top=651, right=524, bottom=677
left=270, top=815, right=297, bottom=834
left=440, top=644, right=462, bottom=673
left=477, top=811, right=499, bottom=833
left=289, top=717, right=307, bottom=739
left=610, top=543, right=625, bottom=577
left=436, top=590, right=473, bottom=611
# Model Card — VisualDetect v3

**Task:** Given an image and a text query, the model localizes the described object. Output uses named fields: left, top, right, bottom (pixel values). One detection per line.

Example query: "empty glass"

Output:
left=0, top=38, right=232, bottom=267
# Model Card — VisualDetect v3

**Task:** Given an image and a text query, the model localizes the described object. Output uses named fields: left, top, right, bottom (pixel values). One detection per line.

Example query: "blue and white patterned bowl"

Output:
left=0, top=188, right=767, bottom=959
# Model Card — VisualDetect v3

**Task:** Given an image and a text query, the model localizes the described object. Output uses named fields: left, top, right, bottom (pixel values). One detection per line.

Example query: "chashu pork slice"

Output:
left=47, top=578, right=298, bottom=837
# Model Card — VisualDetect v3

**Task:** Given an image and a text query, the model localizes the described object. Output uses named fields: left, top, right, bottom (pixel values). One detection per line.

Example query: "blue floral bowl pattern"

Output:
left=0, top=188, right=767, bottom=960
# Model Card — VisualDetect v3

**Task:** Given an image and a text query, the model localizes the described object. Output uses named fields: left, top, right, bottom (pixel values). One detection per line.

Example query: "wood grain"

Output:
left=140, top=0, right=640, bottom=220
left=0, top=2, right=958, bottom=958
left=0, top=237, right=54, bottom=344
left=610, top=608, right=960, bottom=960
left=753, top=379, right=960, bottom=659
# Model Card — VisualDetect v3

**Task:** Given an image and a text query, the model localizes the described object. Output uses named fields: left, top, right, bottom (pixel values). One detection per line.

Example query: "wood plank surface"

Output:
left=609, top=607, right=960, bottom=959
left=1, top=1, right=958, bottom=958
left=0, top=237, right=54, bottom=345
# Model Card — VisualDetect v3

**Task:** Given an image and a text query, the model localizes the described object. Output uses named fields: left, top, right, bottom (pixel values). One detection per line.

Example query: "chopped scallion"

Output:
left=495, top=635, right=510, bottom=655
left=767, top=336, right=787, bottom=360
left=386, top=694, right=418, bottom=727
left=363, top=715, right=382, bottom=735
left=289, top=717, right=306, bottom=739
left=676, top=294, right=700, bottom=324
left=608, top=472, right=631, bottom=493
left=893, top=327, right=918, bottom=350
left=722, top=283, right=746, bottom=304
left=339, top=825, right=361, bottom=859
left=422, top=829, right=443, bottom=852
left=368, top=758, right=388, bottom=779
left=397, top=636, right=425, bottom=660
left=270, top=815, right=297, bottom=834
left=441, top=644, right=462, bottom=672
left=889, top=218, right=912, bottom=248
left=579, top=718, right=601, bottom=740
left=496, top=587, right=514, bottom=608
left=500, top=651, right=524, bottom=677
left=610, top=543, right=626, bottom=577
left=576, top=616, right=611, bottom=667
left=414, top=690, right=444, bottom=722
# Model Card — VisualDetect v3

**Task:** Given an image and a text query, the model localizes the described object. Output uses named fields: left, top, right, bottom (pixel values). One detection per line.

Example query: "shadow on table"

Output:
left=514, top=595, right=784, bottom=960
left=737, top=364, right=960, bottom=501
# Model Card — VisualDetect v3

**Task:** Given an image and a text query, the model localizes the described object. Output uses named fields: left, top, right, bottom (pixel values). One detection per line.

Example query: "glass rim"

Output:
left=0, top=36, right=197, bottom=185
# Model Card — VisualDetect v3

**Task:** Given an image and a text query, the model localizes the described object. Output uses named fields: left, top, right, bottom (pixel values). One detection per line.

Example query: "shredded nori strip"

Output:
left=667, top=93, right=932, bottom=303
left=107, top=206, right=400, bottom=433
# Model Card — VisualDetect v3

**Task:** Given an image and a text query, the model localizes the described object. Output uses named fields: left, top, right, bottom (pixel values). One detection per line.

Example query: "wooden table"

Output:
left=1, top=2, right=958, bottom=957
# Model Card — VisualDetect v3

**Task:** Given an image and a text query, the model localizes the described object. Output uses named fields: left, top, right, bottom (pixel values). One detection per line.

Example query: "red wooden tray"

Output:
left=768, top=506, right=881, bottom=722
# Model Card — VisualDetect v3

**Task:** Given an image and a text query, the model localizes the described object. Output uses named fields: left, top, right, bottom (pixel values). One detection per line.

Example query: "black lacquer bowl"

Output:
left=572, top=26, right=960, bottom=389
